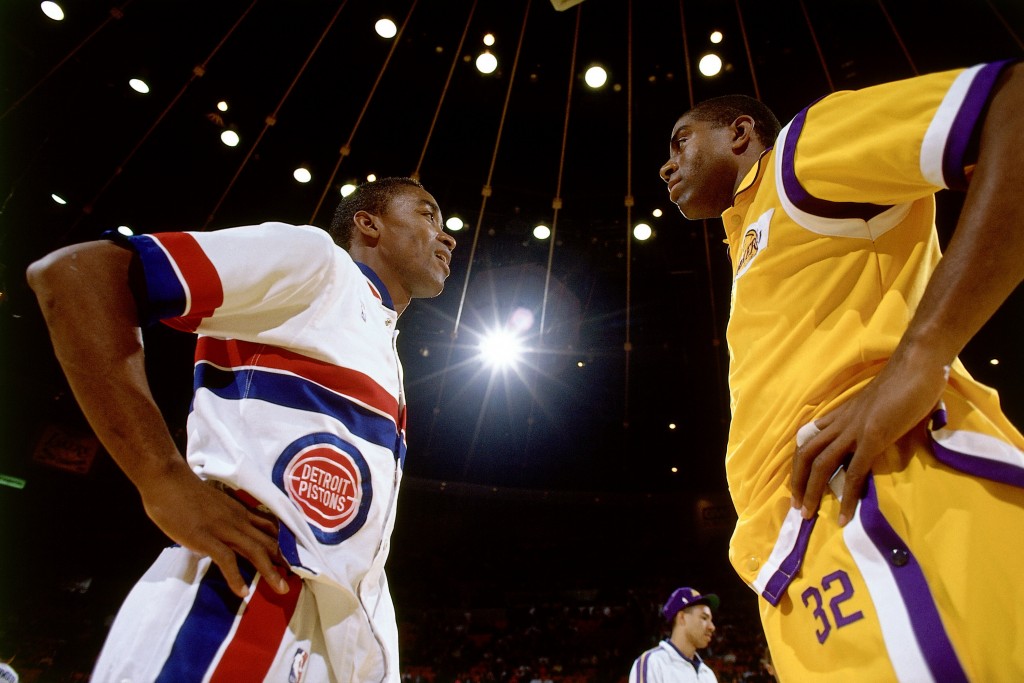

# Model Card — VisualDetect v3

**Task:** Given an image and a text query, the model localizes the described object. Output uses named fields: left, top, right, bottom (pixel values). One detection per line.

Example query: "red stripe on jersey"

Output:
left=196, top=337, right=401, bottom=423
left=208, top=572, right=303, bottom=683
left=155, top=232, right=224, bottom=321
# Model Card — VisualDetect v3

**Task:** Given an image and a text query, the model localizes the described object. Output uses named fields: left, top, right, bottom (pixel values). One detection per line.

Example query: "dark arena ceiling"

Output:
left=2, top=0, right=1023, bottom=609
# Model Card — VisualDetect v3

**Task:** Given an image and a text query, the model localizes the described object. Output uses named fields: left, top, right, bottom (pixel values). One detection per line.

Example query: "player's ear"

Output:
left=731, top=114, right=755, bottom=152
left=353, top=210, right=382, bottom=245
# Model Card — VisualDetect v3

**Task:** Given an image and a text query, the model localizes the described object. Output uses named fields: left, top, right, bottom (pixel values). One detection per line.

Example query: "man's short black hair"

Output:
left=685, top=94, right=782, bottom=147
left=328, top=177, right=424, bottom=249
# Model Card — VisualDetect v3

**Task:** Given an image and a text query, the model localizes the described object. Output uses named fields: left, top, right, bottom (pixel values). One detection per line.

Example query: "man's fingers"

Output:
left=231, top=533, right=290, bottom=594
left=792, top=411, right=845, bottom=507
left=813, top=411, right=838, bottom=431
left=247, top=510, right=280, bottom=540
left=791, top=428, right=833, bottom=507
left=208, top=545, right=251, bottom=598
left=797, top=440, right=851, bottom=519
left=837, top=450, right=871, bottom=526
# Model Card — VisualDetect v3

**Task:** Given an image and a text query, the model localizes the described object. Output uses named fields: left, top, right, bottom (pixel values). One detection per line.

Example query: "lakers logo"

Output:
left=737, top=228, right=760, bottom=274
left=273, top=433, right=372, bottom=544
left=734, top=208, right=774, bottom=279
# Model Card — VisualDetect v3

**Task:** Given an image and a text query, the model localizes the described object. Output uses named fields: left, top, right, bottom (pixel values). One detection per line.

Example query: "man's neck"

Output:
left=732, top=144, right=767, bottom=197
left=669, top=633, right=697, bottom=660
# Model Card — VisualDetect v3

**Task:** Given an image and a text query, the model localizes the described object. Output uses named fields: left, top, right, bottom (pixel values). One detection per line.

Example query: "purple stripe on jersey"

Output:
left=761, top=516, right=817, bottom=606
left=859, top=477, right=969, bottom=683
left=930, top=437, right=1024, bottom=488
left=780, top=108, right=893, bottom=221
left=942, top=60, right=1016, bottom=191
left=193, top=364, right=404, bottom=458
left=126, top=234, right=189, bottom=325
left=928, top=405, right=1024, bottom=486
left=155, top=562, right=253, bottom=683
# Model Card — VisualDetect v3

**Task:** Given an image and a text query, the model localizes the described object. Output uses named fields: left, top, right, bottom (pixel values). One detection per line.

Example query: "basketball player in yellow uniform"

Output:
left=659, top=61, right=1024, bottom=681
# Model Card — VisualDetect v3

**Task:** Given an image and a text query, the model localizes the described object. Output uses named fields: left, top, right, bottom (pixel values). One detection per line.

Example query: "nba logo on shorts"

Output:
left=289, top=648, right=309, bottom=683
left=273, top=433, right=373, bottom=544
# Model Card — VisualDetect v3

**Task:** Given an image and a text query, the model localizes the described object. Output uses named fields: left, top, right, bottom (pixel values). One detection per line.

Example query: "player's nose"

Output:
left=659, top=158, right=677, bottom=183
left=437, top=230, right=456, bottom=251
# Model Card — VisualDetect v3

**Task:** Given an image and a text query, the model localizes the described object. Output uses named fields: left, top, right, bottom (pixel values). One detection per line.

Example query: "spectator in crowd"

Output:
left=628, top=587, right=719, bottom=682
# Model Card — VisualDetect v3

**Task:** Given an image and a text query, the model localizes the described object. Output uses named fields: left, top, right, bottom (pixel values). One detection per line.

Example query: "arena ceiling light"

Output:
left=476, top=51, right=498, bottom=74
left=40, top=2, right=64, bottom=20
left=375, top=18, right=397, bottom=39
left=584, top=65, right=608, bottom=88
left=699, top=54, right=722, bottom=77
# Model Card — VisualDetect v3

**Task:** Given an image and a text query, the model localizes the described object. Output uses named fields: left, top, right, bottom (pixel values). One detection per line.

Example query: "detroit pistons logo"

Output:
left=273, top=433, right=372, bottom=545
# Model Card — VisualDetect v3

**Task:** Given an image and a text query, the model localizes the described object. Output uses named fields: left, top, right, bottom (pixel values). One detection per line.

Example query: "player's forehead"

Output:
left=388, top=185, right=441, bottom=216
left=670, top=114, right=697, bottom=137
left=669, top=114, right=713, bottom=148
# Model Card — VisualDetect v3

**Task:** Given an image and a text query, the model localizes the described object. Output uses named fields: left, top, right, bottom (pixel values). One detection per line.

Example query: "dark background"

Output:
left=1, top=0, right=1022, bottom=676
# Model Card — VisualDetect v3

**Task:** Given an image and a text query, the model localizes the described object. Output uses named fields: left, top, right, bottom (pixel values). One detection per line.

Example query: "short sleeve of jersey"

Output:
left=781, top=60, right=1015, bottom=212
left=121, top=222, right=337, bottom=336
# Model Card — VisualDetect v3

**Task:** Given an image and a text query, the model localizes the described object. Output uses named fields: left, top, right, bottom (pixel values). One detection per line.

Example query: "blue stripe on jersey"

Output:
left=194, top=364, right=402, bottom=457
left=860, top=477, right=969, bottom=683
left=154, top=561, right=254, bottom=683
left=356, top=261, right=395, bottom=310
left=126, top=234, right=189, bottom=325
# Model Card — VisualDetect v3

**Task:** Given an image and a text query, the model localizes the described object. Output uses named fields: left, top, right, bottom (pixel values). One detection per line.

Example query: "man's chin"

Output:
left=677, top=202, right=718, bottom=221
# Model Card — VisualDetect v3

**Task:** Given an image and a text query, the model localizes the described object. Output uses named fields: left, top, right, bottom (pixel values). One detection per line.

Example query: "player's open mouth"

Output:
left=435, top=251, right=451, bottom=274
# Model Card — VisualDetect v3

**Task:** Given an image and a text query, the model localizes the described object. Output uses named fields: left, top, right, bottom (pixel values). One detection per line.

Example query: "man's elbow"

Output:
left=26, top=241, right=133, bottom=313
left=26, top=249, right=70, bottom=307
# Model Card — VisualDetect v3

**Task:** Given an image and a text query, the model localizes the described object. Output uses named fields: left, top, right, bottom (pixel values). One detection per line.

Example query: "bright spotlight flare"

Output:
left=479, top=329, right=524, bottom=369
left=479, top=307, right=534, bottom=369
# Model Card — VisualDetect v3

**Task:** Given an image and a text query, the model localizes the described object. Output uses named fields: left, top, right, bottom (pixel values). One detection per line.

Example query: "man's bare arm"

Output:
left=27, top=241, right=289, bottom=597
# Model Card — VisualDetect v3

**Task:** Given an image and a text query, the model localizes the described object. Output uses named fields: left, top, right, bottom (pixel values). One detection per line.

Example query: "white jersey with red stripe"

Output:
left=92, top=222, right=407, bottom=682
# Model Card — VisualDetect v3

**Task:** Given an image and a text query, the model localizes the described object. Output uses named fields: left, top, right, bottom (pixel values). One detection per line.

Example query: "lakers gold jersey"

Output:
left=718, top=61, right=1024, bottom=596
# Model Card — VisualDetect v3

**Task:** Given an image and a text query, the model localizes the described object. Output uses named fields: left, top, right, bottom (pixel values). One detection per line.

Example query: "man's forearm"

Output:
left=899, top=62, right=1024, bottom=368
left=27, top=241, right=189, bottom=490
